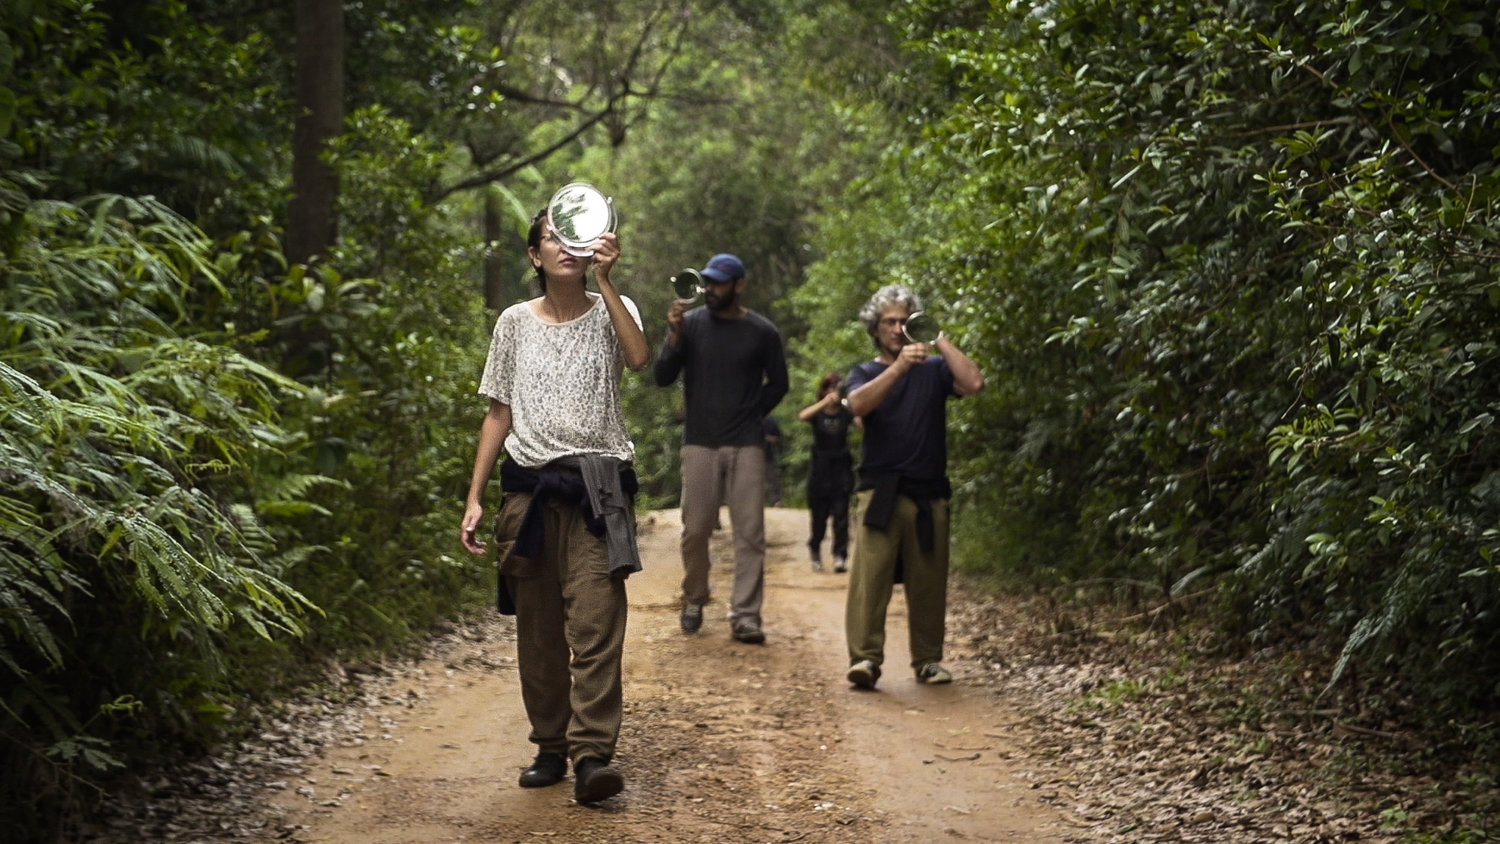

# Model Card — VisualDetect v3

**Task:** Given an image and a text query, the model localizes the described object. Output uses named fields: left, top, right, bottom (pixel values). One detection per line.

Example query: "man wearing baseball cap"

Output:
left=654, top=253, right=789, bottom=644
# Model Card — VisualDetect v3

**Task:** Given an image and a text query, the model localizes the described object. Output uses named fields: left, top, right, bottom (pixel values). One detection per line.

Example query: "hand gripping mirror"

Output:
left=546, top=182, right=616, bottom=257
left=669, top=267, right=705, bottom=303
left=902, top=311, right=943, bottom=344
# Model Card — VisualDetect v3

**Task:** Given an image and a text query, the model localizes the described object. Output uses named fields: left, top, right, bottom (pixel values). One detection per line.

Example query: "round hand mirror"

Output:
left=546, top=182, right=616, bottom=257
left=670, top=268, right=705, bottom=302
left=903, top=311, right=943, bottom=344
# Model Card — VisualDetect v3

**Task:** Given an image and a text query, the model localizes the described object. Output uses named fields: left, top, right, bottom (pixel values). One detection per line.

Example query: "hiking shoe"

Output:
left=518, top=751, right=567, bottom=788
left=680, top=601, right=704, bottom=634
left=573, top=756, right=624, bottom=804
left=731, top=620, right=766, bottom=644
left=916, top=663, right=953, bottom=684
left=832, top=556, right=848, bottom=573
left=847, top=659, right=880, bottom=689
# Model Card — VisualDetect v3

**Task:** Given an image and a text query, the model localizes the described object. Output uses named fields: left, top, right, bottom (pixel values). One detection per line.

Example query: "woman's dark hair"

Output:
left=527, top=206, right=548, bottom=292
left=818, top=372, right=843, bottom=398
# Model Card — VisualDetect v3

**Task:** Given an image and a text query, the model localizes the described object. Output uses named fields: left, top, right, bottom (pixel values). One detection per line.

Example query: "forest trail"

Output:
left=268, top=506, right=1070, bottom=843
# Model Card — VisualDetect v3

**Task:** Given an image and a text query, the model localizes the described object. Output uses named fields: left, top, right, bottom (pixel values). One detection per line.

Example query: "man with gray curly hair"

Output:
left=842, top=283, right=985, bottom=690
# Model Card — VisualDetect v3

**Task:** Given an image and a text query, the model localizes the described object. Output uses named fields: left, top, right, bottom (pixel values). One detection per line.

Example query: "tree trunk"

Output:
left=288, top=0, right=344, bottom=265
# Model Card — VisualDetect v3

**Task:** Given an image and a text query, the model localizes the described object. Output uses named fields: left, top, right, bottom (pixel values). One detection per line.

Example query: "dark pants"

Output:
left=808, top=486, right=851, bottom=558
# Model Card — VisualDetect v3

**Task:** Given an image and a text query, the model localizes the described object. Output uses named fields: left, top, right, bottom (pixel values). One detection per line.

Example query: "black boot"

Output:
left=518, top=751, right=567, bottom=788
left=573, top=756, right=624, bottom=803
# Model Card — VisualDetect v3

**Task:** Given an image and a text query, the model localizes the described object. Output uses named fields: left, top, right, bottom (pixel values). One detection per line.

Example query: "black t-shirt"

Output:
left=653, top=307, right=789, bottom=448
left=846, top=356, right=956, bottom=482
left=809, top=406, right=854, bottom=454
left=806, top=405, right=855, bottom=494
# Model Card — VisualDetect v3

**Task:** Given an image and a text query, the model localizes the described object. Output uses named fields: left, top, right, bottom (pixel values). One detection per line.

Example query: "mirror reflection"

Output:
left=903, top=311, right=942, bottom=344
left=670, top=268, right=705, bottom=302
left=546, top=182, right=616, bottom=257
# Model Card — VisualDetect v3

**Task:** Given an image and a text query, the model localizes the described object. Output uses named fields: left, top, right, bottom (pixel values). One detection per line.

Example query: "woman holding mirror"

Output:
left=460, top=186, right=648, bottom=805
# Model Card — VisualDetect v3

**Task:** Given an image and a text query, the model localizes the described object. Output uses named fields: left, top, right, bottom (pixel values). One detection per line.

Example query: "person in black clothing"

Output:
left=797, top=372, right=857, bottom=573
left=763, top=415, right=784, bottom=506
left=842, top=284, right=985, bottom=691
left=654, top=253, right=789, bottom=644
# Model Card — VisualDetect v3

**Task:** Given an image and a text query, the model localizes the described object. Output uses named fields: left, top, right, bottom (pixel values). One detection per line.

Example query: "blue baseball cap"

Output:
left=700, top=253, right=745, bottom=283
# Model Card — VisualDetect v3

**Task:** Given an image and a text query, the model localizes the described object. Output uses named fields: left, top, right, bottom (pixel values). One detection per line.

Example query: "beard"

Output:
left=705, top=287, right=738, bottom=312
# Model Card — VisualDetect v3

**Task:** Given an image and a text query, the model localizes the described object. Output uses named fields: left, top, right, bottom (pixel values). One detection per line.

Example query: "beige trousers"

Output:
left=678, top=444, right=767, bottom=626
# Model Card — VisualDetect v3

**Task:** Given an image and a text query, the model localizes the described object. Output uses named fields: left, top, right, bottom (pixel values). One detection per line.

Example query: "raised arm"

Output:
left=590, top=233, right=649, bottom=371
left=847, top=343, right=926, bottom=417
left=798, top=391, right=841, bottom=421
left=935, top=335, right=986, bottom=397
left=653, top=301, right=687, bottom=386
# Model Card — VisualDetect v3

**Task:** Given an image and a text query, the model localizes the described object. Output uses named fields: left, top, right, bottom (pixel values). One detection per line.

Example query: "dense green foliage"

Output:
left=837, top=0, right=1500, bottom=714
left=3, top=0, right=1499, bottom=839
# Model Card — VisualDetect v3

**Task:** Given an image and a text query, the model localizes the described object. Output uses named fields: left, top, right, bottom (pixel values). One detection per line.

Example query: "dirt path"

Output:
left=267, top=507, right=1069, bottom=843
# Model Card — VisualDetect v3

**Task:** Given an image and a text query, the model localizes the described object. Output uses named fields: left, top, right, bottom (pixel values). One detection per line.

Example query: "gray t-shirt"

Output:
left=478, top=293, right=642, bottom=466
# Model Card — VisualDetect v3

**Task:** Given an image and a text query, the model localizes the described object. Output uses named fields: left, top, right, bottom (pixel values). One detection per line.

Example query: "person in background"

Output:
left=654, top=253, right=789, bottom=644
left=460, top=204, right=649, bottom=804
left=763, top=414, right=784, bottom=507
left=842, top=284, right=985, bottom=690
left=797, top=372, right=857, bottom=573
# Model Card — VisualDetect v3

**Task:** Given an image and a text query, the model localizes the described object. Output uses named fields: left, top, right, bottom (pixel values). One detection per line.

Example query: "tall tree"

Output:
left=288, top=0, right=343, bottom=264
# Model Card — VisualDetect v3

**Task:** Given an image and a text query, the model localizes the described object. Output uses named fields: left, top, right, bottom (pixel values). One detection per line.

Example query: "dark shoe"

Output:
left=680, top=601, right=704, bottom=633
left=847, top=659, right=880, bottom=690
left=518, top=751, right=567, bottom=788
left=573, top=756, right=624, bottom=804
left=731, top=620, right=765, bottom=644
left=916, top=663, right=953, bottom=684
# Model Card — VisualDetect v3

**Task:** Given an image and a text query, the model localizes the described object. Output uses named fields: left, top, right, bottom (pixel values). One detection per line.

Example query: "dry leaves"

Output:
left=944, top=585, right=1500, bottom=843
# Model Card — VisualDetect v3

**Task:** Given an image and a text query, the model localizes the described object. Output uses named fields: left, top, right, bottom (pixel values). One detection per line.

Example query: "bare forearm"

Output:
left=798, top=392, right=838, bottom=421
left=848, top=366, right=905, bottom=417
left=937, top=337, right=986, bottom=396
left=466, top=402, right=512, bottom=507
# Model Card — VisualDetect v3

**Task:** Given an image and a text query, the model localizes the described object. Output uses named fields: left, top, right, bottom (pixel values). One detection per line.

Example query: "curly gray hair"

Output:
left=858, top=284, right=924, bottom=338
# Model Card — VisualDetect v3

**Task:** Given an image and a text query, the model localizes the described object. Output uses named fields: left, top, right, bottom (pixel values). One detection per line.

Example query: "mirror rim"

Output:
left=903, top=310, right=942, bottom=344
left=670, top=267, right=705, bottom=302
left=546, top=181, right=616, bottom=257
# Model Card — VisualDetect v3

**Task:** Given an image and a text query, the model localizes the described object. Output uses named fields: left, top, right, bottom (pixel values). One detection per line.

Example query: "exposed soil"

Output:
left=251, top=506, right=1067, bottom=843
left=80, top=506, right=1500, bottom=843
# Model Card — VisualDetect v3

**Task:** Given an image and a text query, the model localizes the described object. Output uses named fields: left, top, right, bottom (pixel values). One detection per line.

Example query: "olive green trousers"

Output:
left=844, top=490, right=951, bottom=673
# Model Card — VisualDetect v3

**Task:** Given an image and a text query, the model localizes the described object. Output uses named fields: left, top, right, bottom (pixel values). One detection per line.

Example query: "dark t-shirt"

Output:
left=654, top=307, right=789, bottom=448
left=806, top=405, right=855, bottom=495
left=846, top=356, right=956, bottom=482
left=809, top=405, right=854, bottom=453
left=763, top=415, right=783, bottom=461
